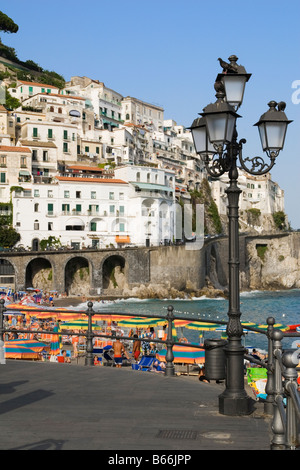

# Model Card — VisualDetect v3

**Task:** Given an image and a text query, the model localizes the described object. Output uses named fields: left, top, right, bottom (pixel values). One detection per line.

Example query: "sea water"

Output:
left=67, top=289, right=300, bottom=352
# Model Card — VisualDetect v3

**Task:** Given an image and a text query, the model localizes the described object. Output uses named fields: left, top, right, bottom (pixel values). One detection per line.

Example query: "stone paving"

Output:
left=0, top=360, right=272, bottom=453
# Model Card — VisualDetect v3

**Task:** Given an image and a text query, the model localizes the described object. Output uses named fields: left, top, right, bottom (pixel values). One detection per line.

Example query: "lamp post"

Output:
left=190, top=55, right=292, bottom=416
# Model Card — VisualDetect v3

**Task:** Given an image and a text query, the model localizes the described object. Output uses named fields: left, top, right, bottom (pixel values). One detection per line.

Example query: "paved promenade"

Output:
left=0, top=360, right=272, bottom=453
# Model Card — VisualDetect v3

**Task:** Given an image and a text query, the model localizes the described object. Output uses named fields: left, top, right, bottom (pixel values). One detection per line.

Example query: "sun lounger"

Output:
left=132, top=355, right=155, bottom=371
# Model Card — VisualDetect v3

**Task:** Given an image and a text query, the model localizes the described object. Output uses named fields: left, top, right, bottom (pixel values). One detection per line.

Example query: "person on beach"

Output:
left=61, top=350, right=71, bottom=363
left=113, top=338, right=129, bottom=368
left=198, top=366, right=210, bottom=383
left=132, top=334, right=141, bottom=362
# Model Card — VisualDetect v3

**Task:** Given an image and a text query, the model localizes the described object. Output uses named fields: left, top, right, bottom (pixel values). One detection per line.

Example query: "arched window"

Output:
left=34, top=220, right=39, bottom=230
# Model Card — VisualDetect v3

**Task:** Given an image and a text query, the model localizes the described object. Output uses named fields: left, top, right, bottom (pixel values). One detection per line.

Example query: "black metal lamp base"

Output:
left=219, top=392, right=254, bottom=416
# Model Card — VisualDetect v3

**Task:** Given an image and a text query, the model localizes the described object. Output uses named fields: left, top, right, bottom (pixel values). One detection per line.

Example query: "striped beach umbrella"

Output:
left=185, top=322, right=221, bottom=331
left=60, top=320, right=101, bottom=330
left=4, top=345, right=40, bottom=360
left=255, top=323, right=289, bottom=332
left=6, top=339, right=49, bottom=352
left=117, top=317, right=166, bottom=328
left=156, top=344, right=205, bottom=364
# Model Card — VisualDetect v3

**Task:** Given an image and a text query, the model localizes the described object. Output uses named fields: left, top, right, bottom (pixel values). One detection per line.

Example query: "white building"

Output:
left=11, top=166, right=177, bottom=250
left=210, top=169, right=285, bottom=229
left=9, top=80, right=61, bottom=102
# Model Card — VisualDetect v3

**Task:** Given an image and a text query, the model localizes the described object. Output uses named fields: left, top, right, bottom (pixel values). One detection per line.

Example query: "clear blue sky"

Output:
left=2, top=0, right=300, bottom=228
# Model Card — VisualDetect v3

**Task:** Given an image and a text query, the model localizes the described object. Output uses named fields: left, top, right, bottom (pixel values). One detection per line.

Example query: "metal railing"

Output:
left=1, top=299, right=300, bottom=449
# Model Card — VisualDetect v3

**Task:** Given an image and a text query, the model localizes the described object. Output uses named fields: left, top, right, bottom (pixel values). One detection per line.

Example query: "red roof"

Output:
left=67, top=165, right=104, bottom=172
left=56, top=176, right=127, bottom=184
left=18, top=80, right=58, bottom=89
left=0, top=145, right=31, bottom=153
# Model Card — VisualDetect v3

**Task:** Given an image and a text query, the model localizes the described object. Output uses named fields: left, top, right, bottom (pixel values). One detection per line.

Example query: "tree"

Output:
left=0, top=11, right=19, bottom=34
left=4, top=89, right=21, bottom=110
left=0, top=226, right=20, bottom=248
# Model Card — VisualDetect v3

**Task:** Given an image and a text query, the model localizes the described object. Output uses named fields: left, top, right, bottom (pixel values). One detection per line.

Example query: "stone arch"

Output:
left=25, top=257, right=53, bottom=291
left=64, top=256, right=90, bottom=296
left=102, top=254, right=126, bottom=291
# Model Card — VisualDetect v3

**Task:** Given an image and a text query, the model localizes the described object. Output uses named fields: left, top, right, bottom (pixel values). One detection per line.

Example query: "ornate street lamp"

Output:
left=190, top=55, right=292, bottom=416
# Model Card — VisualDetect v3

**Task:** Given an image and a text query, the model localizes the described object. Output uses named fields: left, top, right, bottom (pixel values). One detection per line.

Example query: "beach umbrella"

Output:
left=117, top=317, right=166, bottom=328
left=6, top=339, right=49, bottom=352
left=185, top=322, right=221, bottom=331
left=156, top=344, right=205, bottom=364
left=60, top=320, right=101, bottom=330
left=255, top=323, right=289, bottom=332
left=4, top=344, right=40, bottom=360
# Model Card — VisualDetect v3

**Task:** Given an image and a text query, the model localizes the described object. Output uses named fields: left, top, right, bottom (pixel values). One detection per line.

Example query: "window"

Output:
left=0, top=155, right=6, bottom=167
left=62, top=204, right=70, bottom=214
left=32, top=150, right=38, bottom=161
left=136, top=172, right=140, bottom=182
left=33, top=128, right=38, bottom=138
left=43, top=151, right=48, bottom=162
left=34, top=190, right=39, bottom=197
left=29, top=86, right=33, bottom=94
left=48, top=129, right=53, bottom=139
left=63, top=142, right=68, bottom=153
left=109, top=192, right=114, bottom=200
left=34, top=203, right=39, bottom=212
left=119, top=192, right=124, bottom=200
left=48, top=190, right=53, bottom=198
left=75, top=204, right=81, bottom=213
left=48, top=204, right=54, bottom=215
left=64, top=190, right=70, bottom=198
left=48, top=222, right=53, bottom=231
left=0, top=173, right=6, bottom=183
left=76, top=191, right=81, bottom=199
left=91, top=191, right=96, bottom=199
left=96, top=147, right=99, bottom=154
left=109, top=205, right=115, bottom=214
left=90, top=222, right=97, bottom=231
left=119, top=223, right=125, bottom=232
left=85, top=146, right=89, bottom=153
left=34, top=220, right=39, bottom=230
left=89, top=204, right=99, bottom=214
left=20, top=156, right=27, bottom=167
left=119, top=206, right=124, bottom=215
left=63, top=130, right=68, bottom=140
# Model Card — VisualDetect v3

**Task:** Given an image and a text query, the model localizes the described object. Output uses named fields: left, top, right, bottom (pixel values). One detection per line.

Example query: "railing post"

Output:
left=282, top=349, right=300, bottom=449
left=271, top=330, right=286, bottom=450
left=165, top=305, right=175, bottom=377
left=85, top=301, right=95, bottom=366
left=264, top=317, right=275, bottom=415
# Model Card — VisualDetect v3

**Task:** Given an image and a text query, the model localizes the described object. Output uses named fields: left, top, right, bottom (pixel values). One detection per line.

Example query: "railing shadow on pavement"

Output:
left=0, top=299, right=300, bottom=450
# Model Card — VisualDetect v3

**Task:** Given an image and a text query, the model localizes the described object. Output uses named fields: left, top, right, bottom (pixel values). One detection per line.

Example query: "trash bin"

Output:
left=204, top=338, right=228, bottom=380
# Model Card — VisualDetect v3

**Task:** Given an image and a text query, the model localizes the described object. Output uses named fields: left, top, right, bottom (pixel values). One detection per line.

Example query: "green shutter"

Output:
left=48, top=129, right=53, bottom=138
left=33, top=128, right=38, bottom=137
